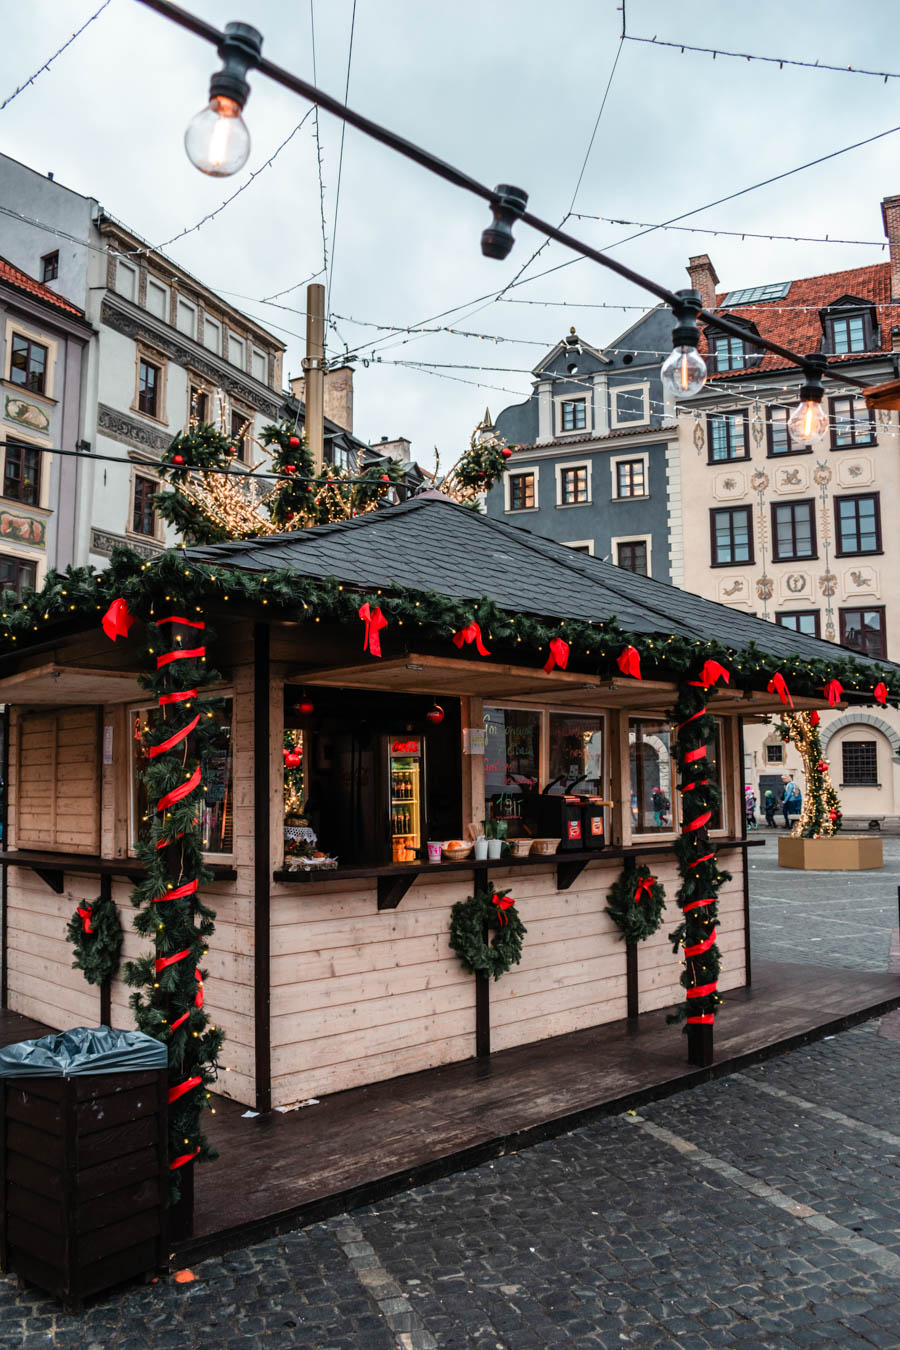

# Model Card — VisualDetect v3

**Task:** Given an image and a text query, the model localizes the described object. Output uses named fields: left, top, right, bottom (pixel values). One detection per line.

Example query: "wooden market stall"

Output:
left=0, top=494, right=893, bottom=1137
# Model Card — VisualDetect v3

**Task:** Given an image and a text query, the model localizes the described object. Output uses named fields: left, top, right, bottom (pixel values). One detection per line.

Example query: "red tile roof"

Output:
left=0, top=256, right=84, bottom=318
left=704, top=262, right=893, bottom=379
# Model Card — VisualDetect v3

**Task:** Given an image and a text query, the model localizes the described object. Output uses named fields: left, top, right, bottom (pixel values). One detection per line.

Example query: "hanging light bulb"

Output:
left=660, top=289, right=707, bottom=399
left=787, top=354, right=829, bottom=445
left=184, top=23, right=263, bottom=178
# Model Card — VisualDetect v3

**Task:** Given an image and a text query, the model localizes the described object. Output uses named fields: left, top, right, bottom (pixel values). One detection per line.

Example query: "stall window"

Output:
left=629, top=719, right=675, bottom=834
left=483, top=706, right=541, bottom=821
left=131, top=698, right=233, bottom=853
left=548, top=714, right=603, bottom=794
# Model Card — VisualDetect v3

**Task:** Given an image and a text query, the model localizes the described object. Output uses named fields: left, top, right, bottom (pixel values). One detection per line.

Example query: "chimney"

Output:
left=374, top=436, right=411, bottom=464
left=323, top=365, right=354, bottom=432
left=686, top=254, right=719, bottom=311
left=881, top=195, right=900, bottom=300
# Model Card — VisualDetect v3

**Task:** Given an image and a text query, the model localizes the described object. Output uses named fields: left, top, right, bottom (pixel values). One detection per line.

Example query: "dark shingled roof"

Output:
left=187, top=494, right=894, bottom=672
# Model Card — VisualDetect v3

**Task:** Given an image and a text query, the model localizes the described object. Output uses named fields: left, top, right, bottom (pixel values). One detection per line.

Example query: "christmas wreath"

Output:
left=605, top=862, right=666, bottom=944
left=448, top=887, right=526, bottom=980
left=66, top=891, right=123, bottom=987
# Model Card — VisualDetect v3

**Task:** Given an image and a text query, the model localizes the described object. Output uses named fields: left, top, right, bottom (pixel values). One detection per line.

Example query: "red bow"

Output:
left=767, top=672, right=793, bottom=707
left=359, top=602, right=388, bottom=657
left=696, top=660, right=730, bottom=689
left=453, top=621, right=490, bottom=656
left=824, top=679, right=844, bottom=707
left=544, top=637, right=569, bottom=674
left=809, top=710, right=820, bottom=727
left=617, top=645, right=642, bottom=679
left=874, top=681, right=888, bottom=706
left=491, top=892, right=515, bottom=926
left=76, top=905, right=93, bottom=934
left=634, top=875, right=656, bottom=905
left=101, top=598, right=135, bottom=643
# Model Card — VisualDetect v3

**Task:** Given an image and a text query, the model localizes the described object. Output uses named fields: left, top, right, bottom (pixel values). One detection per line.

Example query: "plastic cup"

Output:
left=487, top=839, right=503, bottom=859
left=427, top=841, right=443, bottom=863
left=473, top=836, right=488, bottom=860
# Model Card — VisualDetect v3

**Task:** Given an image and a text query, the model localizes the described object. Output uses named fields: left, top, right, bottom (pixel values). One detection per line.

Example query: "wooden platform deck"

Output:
left=2, top=960, right=898, bottom=1265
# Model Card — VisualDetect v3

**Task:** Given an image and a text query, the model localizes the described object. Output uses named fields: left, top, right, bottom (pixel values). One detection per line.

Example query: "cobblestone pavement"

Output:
left=2, top=1021, right=898, bottom=1349
left=749, top=831, right=900, bottom=972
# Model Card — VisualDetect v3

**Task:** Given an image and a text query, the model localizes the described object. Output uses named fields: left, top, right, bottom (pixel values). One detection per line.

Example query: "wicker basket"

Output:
left=530, top=838, right=560, bottom=856
left=509, top=838, right=534, bottom=857
left=443, top=845, right=473, bottom=861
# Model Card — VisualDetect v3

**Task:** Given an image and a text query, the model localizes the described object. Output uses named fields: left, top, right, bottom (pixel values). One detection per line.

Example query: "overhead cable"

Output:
left=624, top=33, right=900, bottom=83
left=0, top=0, right=112, bottom=112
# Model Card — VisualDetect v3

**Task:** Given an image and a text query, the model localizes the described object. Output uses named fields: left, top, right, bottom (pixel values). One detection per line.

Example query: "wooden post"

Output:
left=626, top=941, right=638, bottom=1020
left=99, top=873, right=112, bottom=1027
left=303, top=283, right=325, bottom=470
left=1, top=706, right=8, bottom=1010
left=608, top=709, right=631, bottom=849
left=253, top=624, right=272, bottom=1115
left=474, top=864, right=490, bottom=1058
left=687, top=1024, right=714, bottom=1068
left=738, top=716, right=752, bottom=987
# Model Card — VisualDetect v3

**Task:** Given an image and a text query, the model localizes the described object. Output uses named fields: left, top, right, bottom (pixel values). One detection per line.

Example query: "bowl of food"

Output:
left=443, top=839, right=473, bottom=861
left=530, top=838, right=560, bottom=856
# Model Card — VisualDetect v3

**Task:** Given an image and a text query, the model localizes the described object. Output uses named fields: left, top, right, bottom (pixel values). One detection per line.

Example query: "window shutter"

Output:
left=16, top=708, right=100, bottom=853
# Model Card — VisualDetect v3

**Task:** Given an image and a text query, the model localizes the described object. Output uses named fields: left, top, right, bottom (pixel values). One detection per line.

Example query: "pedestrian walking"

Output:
left=781, top=774, right=801, bottom=828
left=763, top=788, right=777, bottom=828
left=745, top=785, right=757, bottom=830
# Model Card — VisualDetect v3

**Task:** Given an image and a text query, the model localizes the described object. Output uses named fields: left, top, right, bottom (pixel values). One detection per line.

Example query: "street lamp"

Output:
left=184, top=22, right=262, bottom=176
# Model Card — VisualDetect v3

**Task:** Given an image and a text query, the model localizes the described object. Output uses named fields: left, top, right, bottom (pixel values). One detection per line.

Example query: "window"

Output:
left=707, top=411, right=748, bottom=463
left=204, top=316, right=221, bottom=354
left=327, top=441, right=353, bottom=471
left=776, top=610, right=820, bottom=638
left=251, top=347, right=267, bottom=383
left=840, top=607, right=886, bottom=659
left=176, top=299, right=196, bottom=338
left=228, top=333, right=245, bottom=368
left=767, top=405, right=811, bottom=455
left=710, top=506, right=753, bottom=566
left=616, top=540, right=648, bottom=575
left=772, top=500, right=816, bottom=561
left=615, top=459, right=646, bottom=498
left=230, top=408, right=249, bottom=462
left=828, top=313, right=871, bottom=355
left=629, top=719, right=675, bottom=834
left=559, top=465, right=588, bottom=504
left=0, top=553, right=36, bottom=598
left=831, top=397, right=875, bottom=448
left=712, top=336, right=746, bottom=371
left=841, top=740, right=878, bottom=786
left=560, top=399, right=586, bottom=433
left=611, top=385, right=648, bottom=425
left=3, top=441, right=41, bottom=505
left=137, top=359, right=159, bottom=417
left=116, top=260, right=137, bottom=300
left=723, top=282, right=790, bottom=306
left=509, top=472, right=535, bottom=511
left=10, top=333, right=47, bottom=395
left=835, top=493, right=881, bottom=556
left=765, top=743, right=784, bottom=765
left=564, top=541, right=593, bottom=555
left=41, top=252, right=59, bottom=283
left=132, top=699, right=233, bottom=853
left=549, top=714, right=603, bottom=796
left=146, top=278, right=169, bottom=321
left=190, top=384, right=208, bottom=423
left=483, top=706, right=541, bottom=814
left=132, top=475, right=157, bottom=536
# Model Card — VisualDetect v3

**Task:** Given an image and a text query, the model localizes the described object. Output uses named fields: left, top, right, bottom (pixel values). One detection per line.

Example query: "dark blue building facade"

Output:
left=485, top=313, right=677, bottom=582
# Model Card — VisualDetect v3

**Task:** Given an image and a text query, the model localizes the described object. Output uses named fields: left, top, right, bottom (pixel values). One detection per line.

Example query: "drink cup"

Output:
left=427, top=841, right=443, bottom=863
left=474, top=836, right=488, bottom=860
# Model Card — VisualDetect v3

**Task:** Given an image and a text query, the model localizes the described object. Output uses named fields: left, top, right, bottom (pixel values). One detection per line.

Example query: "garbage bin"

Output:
left=0, top=1026, right=169, bottom=1307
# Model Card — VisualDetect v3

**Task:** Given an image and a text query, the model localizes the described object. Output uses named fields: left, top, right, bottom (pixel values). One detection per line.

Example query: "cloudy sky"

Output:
left=2, top=0, right=899, bottom=466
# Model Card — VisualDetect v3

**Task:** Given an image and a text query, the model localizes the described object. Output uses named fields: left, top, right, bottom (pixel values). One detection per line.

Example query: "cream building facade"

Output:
left=672, top=208, right=900, bottom=821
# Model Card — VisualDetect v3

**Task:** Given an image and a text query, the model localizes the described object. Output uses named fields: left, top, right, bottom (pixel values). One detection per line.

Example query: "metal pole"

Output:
left=303, top=283, right=325, bottom=471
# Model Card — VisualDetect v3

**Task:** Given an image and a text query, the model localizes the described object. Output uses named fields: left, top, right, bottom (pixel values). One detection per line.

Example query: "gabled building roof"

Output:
left=188, top=493, right=892, bottom=671
left=0, top=256, right=86, bottom=321
left=705, top=262, right=893, bottom=379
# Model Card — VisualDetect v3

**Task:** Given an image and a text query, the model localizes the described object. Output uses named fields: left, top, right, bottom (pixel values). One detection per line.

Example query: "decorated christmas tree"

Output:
left=778, top=710, right=843, bottom=838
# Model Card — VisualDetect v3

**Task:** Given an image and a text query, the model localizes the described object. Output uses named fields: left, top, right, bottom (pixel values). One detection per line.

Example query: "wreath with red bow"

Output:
left=65, top=891, right=123, bottom=988
left=605, top=861, right=666, bottom=944
left=449, top=887, right=526, bottom=980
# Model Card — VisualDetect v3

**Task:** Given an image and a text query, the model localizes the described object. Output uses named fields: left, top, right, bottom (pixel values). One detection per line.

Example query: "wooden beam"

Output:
left=253, top=624, right=272, bottom=1116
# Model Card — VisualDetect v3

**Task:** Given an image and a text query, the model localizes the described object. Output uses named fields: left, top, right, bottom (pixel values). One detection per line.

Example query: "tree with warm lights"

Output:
left=777, top=710, right=843, bottom=838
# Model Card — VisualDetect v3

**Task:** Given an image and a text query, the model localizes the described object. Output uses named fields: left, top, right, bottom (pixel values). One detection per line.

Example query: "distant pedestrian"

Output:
left=745, top=786, right=757, bottom=831
left=781, top=774, right=801, bottom=828
left=763, top=788, right=777, bottom=828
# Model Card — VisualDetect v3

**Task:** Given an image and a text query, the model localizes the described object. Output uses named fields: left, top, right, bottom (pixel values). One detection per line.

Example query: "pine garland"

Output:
left=605, top=862, right=666, bottom=944
left=449, top=887, right=526, bottom=980
left=668, top=678, right=731, bottom=1029
left=65, top=892, right=123, bottom=988
left=121, top=573, right=225, bottom=1198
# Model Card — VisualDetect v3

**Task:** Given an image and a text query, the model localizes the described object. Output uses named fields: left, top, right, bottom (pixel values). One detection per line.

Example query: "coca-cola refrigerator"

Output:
left=387, top=734, right=426, bottom=863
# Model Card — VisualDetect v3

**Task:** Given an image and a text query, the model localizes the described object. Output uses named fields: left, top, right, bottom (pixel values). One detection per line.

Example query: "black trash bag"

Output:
left=0, top=1026, right=167, bottom=1077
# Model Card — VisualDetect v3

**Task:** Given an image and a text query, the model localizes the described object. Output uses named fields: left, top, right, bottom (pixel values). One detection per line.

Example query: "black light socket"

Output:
left=209, top=22, right=263, bottom=109
left=482, top=184, right=528, bottom=260
left=798, top=352, right=827, bottom=404
left=670, top=288, right=703, bottom=349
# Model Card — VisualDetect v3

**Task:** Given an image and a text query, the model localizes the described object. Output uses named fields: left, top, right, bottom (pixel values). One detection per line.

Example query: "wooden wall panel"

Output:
left=16, top=707, right=100, bottom=854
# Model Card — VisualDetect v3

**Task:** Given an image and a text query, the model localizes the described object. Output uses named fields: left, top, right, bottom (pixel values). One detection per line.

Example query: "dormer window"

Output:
left=821, top=297, right=878, bottom=355
left=711, top=335, right=746, bottom=371
left=707, top=321, right=763, bottom=373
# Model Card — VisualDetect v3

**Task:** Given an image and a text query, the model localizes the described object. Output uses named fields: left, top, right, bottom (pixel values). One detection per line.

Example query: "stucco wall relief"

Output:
left=842, top=567, right=880, bottom=599
left=717, top=575, right=749, bottom=604
left=837, top=457, right=874, bottom=487
left=774, top=463, right=809, bottom=493
left=779, top=571, right=811, bottom=600
left=713, top=471, right=747, bottom=500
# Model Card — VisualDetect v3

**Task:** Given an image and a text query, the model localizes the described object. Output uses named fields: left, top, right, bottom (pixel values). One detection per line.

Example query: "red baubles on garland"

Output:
left=426, top=703, right=444, bottom=725
left=501, top=447, right=512, bottom=458
left=296, top=699, right=315, bottom=716
left=285, top=464, right=296, bottom=474
left=288, top=435, right=301, bottom=448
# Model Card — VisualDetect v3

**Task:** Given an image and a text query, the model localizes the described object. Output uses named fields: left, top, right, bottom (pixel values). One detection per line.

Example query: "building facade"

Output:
left=0, top=257, right=92, bottom=595
left=485, top=319, right=680, bottom=578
